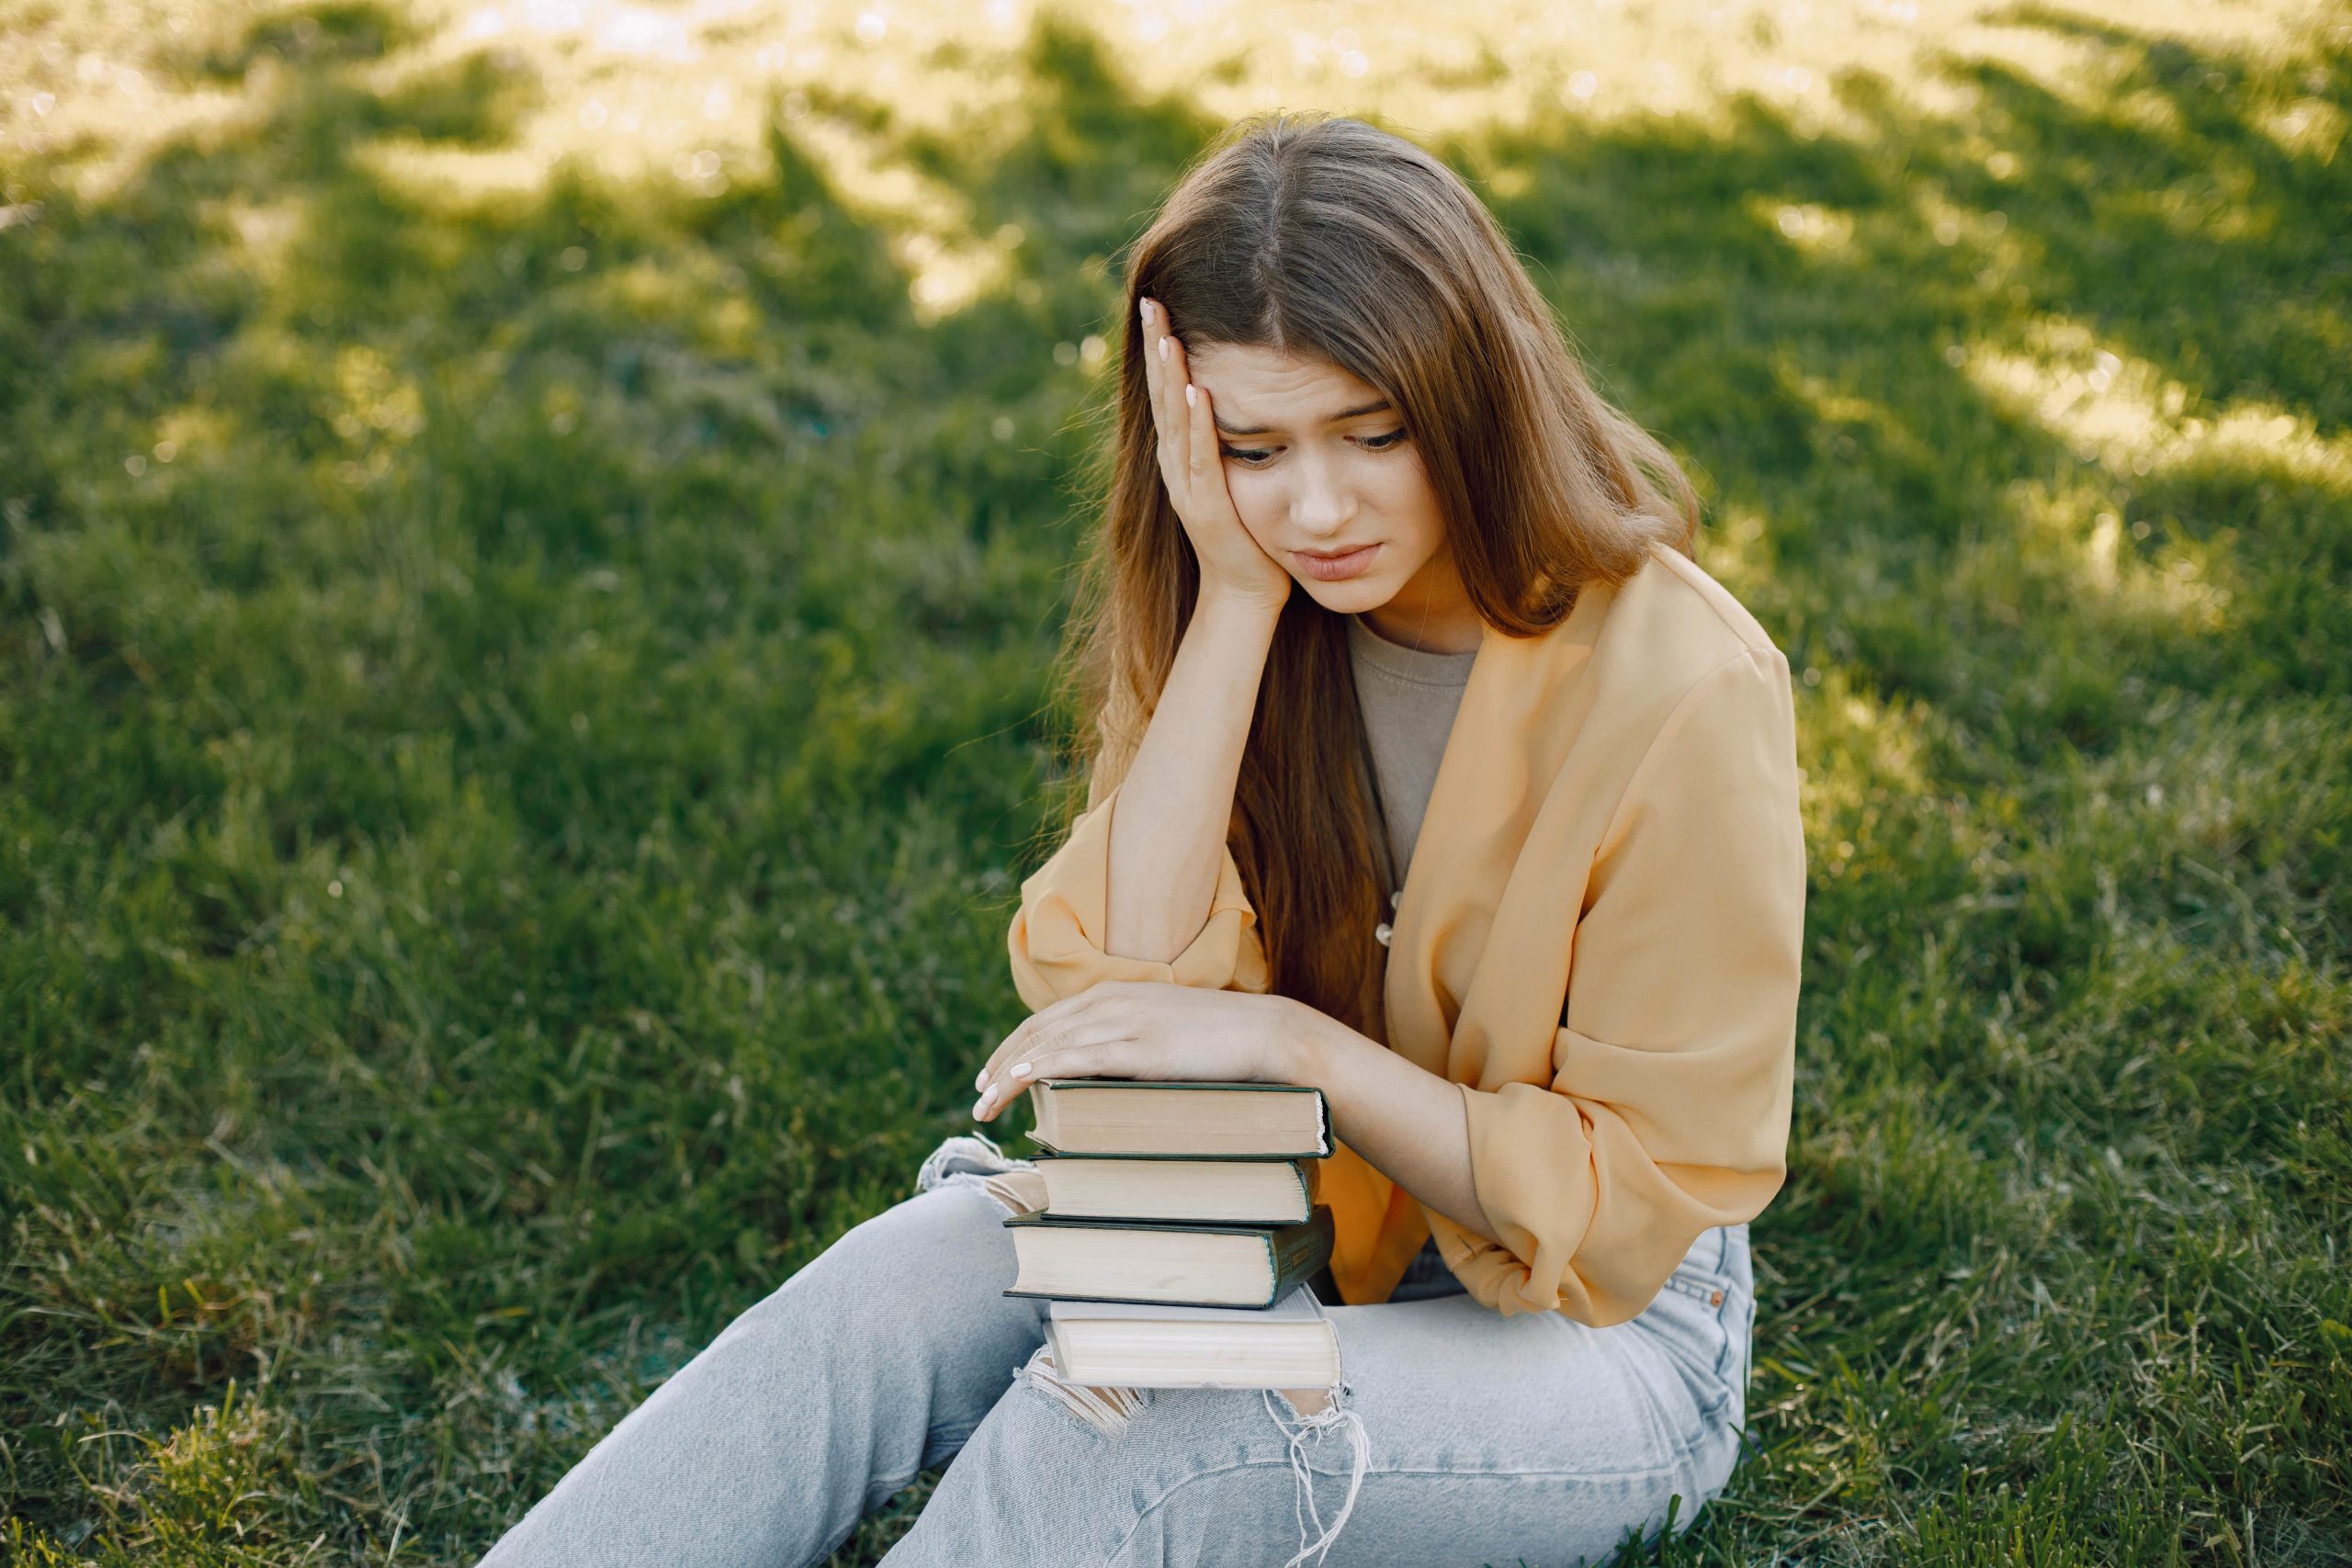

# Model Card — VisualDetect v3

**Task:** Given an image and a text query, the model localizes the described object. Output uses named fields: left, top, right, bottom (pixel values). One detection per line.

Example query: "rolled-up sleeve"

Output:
left=1438, top=646, right=1806, bottom=1325
left=1006, top=779, right=1273, bottom=1012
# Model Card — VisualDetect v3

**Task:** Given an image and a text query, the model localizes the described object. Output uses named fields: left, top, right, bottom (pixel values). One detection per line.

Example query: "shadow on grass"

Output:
left=0, top=3, right=2346, bottom=1563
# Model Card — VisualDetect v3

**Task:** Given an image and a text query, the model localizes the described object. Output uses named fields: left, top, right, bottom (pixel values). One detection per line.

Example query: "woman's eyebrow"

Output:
left=1211, top=399, right=1395, bottom=437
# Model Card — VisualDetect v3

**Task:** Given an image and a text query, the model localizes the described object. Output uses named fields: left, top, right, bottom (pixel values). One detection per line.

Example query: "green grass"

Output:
left=2, top=1, right=2346, bottom=1562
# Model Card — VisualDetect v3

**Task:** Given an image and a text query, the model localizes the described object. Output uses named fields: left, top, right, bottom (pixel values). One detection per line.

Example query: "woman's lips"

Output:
left=1295, top=543, right=1380, bottom=581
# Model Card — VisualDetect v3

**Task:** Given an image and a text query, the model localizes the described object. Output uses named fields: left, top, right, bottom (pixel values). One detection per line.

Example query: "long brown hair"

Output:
left=1037, top=111, right=1700, bottom=1041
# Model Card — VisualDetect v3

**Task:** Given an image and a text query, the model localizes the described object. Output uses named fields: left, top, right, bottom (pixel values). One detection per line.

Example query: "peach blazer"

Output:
left=1006, top=542, right=1806, bottom=1325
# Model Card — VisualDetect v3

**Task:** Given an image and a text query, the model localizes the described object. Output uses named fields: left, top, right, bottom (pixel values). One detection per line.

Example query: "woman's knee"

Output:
left=711, top=1178, right=1031, bottom=1361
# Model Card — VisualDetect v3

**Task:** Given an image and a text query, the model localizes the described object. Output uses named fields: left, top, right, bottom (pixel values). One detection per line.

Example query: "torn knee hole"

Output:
left=1274, top=1386, right=1332, bottom=1417
left=978, top=1168, right=1048, bottom=1218
left=1014, top=1342, right=1148, bottom=1439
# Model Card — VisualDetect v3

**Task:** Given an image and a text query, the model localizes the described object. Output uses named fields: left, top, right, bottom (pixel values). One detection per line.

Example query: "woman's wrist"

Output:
left=1193, top=583, right=1287, bottom=637
left=1282, top=1002, right=1496, bottom=1239
left=1279, top=998, right=1348, bottom=1088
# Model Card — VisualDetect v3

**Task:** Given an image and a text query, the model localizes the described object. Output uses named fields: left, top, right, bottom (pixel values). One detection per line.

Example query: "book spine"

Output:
left=1266, top=1205, right=1337, bottom=1303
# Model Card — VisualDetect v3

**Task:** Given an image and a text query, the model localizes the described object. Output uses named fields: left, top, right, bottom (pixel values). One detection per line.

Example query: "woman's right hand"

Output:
left=1138, top=296, right=1294, bottom=613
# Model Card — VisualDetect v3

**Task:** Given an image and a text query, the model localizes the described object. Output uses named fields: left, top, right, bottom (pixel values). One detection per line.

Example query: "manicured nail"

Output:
left=975, top=1068, right=989, bottom=1092
left=1159, top=337, right=1170, bottom=362
left=1184, top=383, right=1195, bottom=407
left=971, top=1096, right=989, bottom=1119
left=1010, top=1062, right=1032, bottom=1079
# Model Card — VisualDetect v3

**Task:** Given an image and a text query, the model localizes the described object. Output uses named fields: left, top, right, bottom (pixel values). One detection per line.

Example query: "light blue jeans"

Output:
left=477, top=1132, right=1759, bottom=1568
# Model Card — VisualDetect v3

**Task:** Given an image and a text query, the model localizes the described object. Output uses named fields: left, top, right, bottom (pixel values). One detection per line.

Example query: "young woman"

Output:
left=479, top=112, right=1804, bottom=1568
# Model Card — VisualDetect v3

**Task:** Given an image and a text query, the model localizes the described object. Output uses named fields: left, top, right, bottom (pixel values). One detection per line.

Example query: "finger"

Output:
left=1136, top=295, right=1161, bottom=408
left=1018, top=1035, right=1147, bottom=1088
left=975, top=1016, right=1137, bottom=1116
left=1186, top=374, right=1218, bottom=483
left=976, top=987, right=1111, bottom=1093
left=974, top=1048, right=1051, bottom=1120
left=977, top=1011, right=1049, bottom=1095
left=975, top=1032, right=1146, bottom=1121
left=980, top=998, right=1115, bottom=1092
left=1159, top=323, right=1190, bottom=450
left=1144, top=302, right=1179, bottom=452
left=1163, top=333, right=1204, bottom=464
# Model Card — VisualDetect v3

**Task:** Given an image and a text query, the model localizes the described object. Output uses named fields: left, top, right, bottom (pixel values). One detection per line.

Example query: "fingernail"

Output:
left=971, top=1096, right=989, bottom=1119
left=975, top=1068, right=989, bottom=1092
left=1159, top=337, right=1170, bottom=362
left=1010, top=1062, right=1032, bottom=1079
left=1184, top=383, right=1195, bottom=407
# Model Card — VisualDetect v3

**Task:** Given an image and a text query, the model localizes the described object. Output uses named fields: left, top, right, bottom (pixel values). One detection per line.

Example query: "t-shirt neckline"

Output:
left=1347, top=613, right=1478, bottom=688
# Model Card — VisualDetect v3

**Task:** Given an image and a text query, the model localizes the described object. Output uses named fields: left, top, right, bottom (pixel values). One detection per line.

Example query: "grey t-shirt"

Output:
left=1345, top=612, right=1478, bottom=887
left=1344, top=613, right=1477, bottom=1300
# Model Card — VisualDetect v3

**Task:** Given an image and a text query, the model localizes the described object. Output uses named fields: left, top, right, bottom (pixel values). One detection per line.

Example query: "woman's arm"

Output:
left=1102, top=590, right=1283, bottom=964
left=1290, top=1014, right=1496, bottom=1239
left=975, top=985, right=1495, bottom=1253
left=1441, top=647, right=1804, bottom=1323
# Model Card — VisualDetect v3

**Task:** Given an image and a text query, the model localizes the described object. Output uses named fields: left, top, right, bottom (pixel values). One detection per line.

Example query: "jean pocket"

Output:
left=1656, top=1260, right=1738, bottom=1314
left=1637, top=1258, right=1742, bottom=1409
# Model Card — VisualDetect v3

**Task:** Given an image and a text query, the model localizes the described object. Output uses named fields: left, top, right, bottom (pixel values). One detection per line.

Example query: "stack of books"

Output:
left=1001, top=1078, right=1342, bottom=1392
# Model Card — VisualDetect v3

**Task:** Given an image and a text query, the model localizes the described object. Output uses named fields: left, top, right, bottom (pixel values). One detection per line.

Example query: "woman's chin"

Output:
left=1296, top=573, right=1388, bottom=609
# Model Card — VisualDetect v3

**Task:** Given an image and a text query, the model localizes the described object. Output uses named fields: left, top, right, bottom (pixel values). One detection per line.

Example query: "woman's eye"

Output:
left=1219, top=431, right=1408, bottom=465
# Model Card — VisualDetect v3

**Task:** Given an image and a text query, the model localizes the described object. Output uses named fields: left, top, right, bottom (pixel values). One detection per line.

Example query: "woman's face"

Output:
left=1187, top=343, right=1480, bottom=654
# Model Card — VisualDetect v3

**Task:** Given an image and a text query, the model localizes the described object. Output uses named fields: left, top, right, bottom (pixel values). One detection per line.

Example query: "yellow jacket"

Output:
left=1006, top=542, right=1806, bottom=1325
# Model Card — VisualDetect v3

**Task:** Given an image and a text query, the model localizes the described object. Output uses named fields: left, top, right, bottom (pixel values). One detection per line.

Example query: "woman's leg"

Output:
left=880, top=1224, right=1757, bottom=1568
left=476, top=1136, right=1050, bottom=1568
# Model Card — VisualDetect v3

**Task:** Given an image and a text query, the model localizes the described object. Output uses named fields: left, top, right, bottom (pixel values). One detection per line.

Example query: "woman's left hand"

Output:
left=972, top=981, right=1317, bottom=1122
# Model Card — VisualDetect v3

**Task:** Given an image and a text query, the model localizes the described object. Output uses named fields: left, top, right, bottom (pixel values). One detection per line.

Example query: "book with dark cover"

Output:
left=1023, top=1150, right=1316, bottom=1224
left=1026, top=1078, right=1333, bottom=1160
left=1001, top=1204, right=1336, bottom=1310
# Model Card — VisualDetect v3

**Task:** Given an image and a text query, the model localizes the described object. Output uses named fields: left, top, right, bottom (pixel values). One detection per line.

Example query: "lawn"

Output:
left=2, top=1, right=2346, bottom=1562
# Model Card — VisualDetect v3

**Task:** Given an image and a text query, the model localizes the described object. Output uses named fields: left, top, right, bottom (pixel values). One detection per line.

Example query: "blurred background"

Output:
left=2, top=1, right=2346, bottom=1562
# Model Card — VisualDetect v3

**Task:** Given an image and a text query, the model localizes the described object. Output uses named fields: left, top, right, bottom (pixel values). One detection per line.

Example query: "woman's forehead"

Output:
left=1186, top=343, right=1388, bottom=434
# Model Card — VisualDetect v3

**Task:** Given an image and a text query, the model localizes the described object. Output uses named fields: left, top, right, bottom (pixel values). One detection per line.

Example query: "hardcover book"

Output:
left=1026, top=1078, right=1333, bottom=1160
left=1026, top=1151, right=1315, bottom=1224
left=1001, top=1204, right=1336, bottom=1309
left=1044, top=1283, right=1340, bottom=1389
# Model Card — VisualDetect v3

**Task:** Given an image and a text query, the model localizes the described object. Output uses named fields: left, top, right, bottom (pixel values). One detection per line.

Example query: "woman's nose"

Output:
left=1288, top=452, right=1354, bottom=532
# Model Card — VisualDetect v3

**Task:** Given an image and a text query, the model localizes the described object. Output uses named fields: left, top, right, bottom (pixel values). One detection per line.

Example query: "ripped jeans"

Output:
left=475, top=1132, right=1760, bottom=1568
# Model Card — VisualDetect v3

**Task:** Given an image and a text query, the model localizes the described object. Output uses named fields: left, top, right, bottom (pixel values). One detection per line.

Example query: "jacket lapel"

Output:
left=1384, top=582, right=1614, bottom=1079
left=1317, top=583, right=1615, bottom=1304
